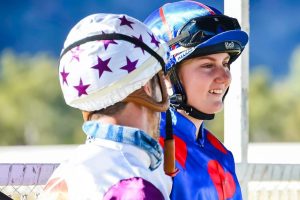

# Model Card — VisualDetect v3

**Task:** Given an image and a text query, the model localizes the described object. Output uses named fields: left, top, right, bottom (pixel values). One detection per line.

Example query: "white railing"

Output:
left=1, top=144, right=300, bottom=199
left=237, top=143, right=300, bottom=199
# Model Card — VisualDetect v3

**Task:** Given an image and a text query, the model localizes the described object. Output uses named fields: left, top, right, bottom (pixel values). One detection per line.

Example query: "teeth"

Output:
left=209, top=89, right=223, bottom=94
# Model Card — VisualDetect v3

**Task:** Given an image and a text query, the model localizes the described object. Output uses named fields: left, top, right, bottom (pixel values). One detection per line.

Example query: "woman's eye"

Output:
left=201, top=64, right=214, bottom=68
left=223, top=63, right=230, bottom=69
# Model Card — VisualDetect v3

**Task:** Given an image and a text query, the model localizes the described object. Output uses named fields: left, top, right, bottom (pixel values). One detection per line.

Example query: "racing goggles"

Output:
left=168, top=15, right=241, bottom=48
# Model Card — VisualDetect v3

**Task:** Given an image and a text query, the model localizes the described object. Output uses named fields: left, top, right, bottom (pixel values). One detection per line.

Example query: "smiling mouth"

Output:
left=208, top=89, right=223, bottom=94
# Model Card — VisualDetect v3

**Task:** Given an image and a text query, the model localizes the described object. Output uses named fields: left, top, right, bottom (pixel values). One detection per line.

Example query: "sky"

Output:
left=250, top=0, right=300, bottom=78
left=0, top=0, right=299, bottom=79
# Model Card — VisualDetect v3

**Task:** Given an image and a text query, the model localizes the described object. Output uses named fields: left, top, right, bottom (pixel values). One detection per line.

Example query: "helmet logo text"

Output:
left=174, top=47, right=195, bottom=62
left=225, top=42, right=235, bottom=49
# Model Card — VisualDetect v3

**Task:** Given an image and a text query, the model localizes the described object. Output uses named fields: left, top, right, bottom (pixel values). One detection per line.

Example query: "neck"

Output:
left=86, top=102, right=159, bottom=141
left=178, top=109, right=203, bottom=139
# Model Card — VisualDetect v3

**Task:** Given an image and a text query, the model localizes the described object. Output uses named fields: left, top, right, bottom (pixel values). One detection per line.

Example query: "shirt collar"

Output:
left=82, top=121, right=163, bottom=170
left=169, top=109, right=206, bottom=145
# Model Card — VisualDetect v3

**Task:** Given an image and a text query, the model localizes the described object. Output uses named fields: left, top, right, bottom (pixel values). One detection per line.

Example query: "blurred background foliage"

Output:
left=1, top=47, right=300, bottom=145
left=0, top=50, right=84, bottom=145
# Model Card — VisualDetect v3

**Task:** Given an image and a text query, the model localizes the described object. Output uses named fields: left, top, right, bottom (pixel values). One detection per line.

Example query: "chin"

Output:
left=215, top=106, right=224, bottom=113
left=213, top=108, right=223, bottom=114
left=206, top=104, right=224, bottom=114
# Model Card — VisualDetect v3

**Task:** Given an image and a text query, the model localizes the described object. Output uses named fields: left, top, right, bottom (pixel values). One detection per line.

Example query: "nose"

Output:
left=215, top=66, right=231, bottom=85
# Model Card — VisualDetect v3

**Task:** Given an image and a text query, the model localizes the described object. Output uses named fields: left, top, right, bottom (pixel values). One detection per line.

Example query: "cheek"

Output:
left=181, top=75, right=206, bottom=101
left=180, top=73, right=191, bottom=93
left=180, top=70, right=205, bottom=91
left=228, top=72, right=232, bottom=85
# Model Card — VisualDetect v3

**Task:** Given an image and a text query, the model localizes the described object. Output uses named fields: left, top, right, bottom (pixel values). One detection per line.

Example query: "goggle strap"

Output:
left=170, top=46, right=191, bottom=56
left=167, top=31, right=190, bottom=46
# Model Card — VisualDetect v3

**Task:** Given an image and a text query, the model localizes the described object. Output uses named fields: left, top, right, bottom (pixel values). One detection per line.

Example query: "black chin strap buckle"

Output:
left=170, top=94, right=184, bottom=105
left=183, top=105, right=193, bottom=115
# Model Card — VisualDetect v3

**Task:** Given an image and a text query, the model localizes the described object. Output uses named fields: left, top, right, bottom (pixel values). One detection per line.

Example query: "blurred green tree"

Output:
left=0, top=50, right=84, bottom=145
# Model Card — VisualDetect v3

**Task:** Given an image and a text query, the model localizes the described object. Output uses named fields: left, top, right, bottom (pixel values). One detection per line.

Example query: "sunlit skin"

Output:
left=83, top=80, right=162, bottom=141
left=176, top=53, right=231, bottom=137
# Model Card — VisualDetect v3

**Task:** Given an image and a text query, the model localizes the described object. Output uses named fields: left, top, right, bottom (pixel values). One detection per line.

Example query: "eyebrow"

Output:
left=198, top=55, right=231, bottom=62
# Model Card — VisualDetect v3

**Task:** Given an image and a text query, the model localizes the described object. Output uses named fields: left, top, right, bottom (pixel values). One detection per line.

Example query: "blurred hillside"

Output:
left=1, top=49, right=300, bottom=145
left=0, top=51, right=84, bottom=145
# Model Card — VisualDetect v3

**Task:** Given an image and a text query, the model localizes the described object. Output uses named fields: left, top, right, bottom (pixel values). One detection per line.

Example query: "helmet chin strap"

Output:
left=173, top=86, right=230, bottom=120
left=168, top=67, right=215, bottom=120
left=176, top=103, right=215, bottom=120
left=123, top=71, right=169, bottom=112
left=124, top=71, right=180, bottom=177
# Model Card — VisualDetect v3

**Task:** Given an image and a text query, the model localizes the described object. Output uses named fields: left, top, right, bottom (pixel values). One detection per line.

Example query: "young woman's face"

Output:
left=178, top=52, right=231, bottom=114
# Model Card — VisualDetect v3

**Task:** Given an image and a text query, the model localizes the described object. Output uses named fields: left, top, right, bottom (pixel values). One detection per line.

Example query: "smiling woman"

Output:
left=177, top=53, right=231, bottom=114
left=144, top=1, right=248, bottom=199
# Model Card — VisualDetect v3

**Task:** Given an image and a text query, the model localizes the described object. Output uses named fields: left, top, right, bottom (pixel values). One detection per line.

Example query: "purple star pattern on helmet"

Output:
left=132, top=35, right=145, bottom=54
left=120, top=57, right=138, bottom=73
left=118, top=15, right=134, bottom=29
left=92, top=56, right=112, bottom=78
left=70, top=46, right=82, bottom=62
left=98, top=31, right=118, bottom=50
left=148, top=32, right=160, bottom=48
left=103, top=40, right=118, bottom=50
left=60, top=67, right=69, bottom=85
left=74, top=78, right=90, bottom=97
